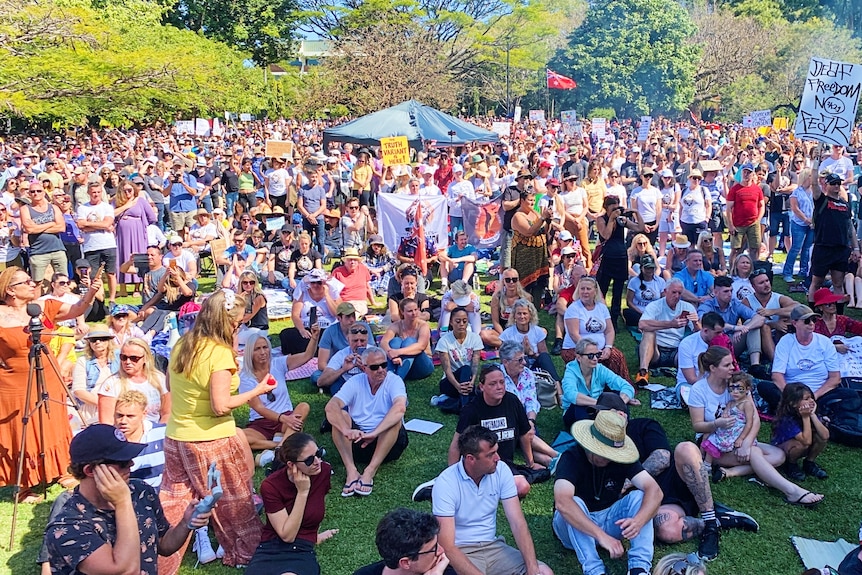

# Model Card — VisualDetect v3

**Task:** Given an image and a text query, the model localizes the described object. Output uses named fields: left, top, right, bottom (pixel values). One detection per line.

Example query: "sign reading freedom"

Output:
left=380, top=136, right=410, bottom=166
left=795, top=57, right=862, bottom=147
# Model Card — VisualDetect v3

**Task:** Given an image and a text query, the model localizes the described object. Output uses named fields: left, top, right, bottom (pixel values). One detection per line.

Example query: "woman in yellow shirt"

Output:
left=158, top=289, right=277, bottom=571
left=351, top=150, right=373, bottom=207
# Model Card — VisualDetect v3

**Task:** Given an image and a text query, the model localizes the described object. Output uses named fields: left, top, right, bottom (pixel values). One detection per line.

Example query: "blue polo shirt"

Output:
left=697, top=297, right=756, bottom=332
left=168, top=173, right=198, bottom=213
left=674, top=269, right=714, bottom=298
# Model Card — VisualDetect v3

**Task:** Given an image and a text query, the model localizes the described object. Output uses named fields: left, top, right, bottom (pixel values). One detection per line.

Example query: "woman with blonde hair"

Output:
left=696, top=230, right=726, bottom=276
left=72, top=327, right=119, bottom=426
left=482, top=267, right=531, bottom=348
left=652, top=552, right=706, bottom=575
left=114, top=178, right=156, bottom=296
left=159, top=289, right=276, bottom=571
left=238, top=270, right=268, bottom=330
left=97, top=337, right=169, bottom=425
left=627, top=233, right=658, bottom=278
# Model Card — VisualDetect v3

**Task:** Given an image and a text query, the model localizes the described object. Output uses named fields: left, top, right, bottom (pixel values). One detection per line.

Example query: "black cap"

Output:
left=70, top=424, right=146, bottom=465
left=75, top=258, right=91, bottom=269
left=588, top=392, right=629, bottom=417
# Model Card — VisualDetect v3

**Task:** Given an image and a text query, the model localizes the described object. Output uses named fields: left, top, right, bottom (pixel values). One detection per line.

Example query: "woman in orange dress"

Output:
left=0, top=266, right=103, bottom=501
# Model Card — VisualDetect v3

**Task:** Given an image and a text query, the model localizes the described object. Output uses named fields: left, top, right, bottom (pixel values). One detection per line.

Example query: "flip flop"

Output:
left=355, top=480, right=374, bottom=496
left=341, top=479, right=360, bottom=498
left=784, top=491, right=823, bottom=508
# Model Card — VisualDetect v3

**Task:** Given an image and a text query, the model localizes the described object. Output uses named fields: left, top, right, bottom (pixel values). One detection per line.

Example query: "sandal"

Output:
left=784, top=491, right=823, bottom=509
left=355, top=480, right=374, bottom=497
left=341, top=479, right=360, bottom=498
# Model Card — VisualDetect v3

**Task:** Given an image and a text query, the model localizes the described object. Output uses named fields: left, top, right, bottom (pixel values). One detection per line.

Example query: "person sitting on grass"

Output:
left=379, top=297, right=435, bottom=382
left=771, top=383, right=830, bottom=481
left=324, top=346, right=408, bottom=497
left=311, top=302, right=371, bottom=387
left=500, top=298, right=561, bottom=383
left=431, top=307, right=484, bottom=413
left=439, top=230, right=477, bottom=290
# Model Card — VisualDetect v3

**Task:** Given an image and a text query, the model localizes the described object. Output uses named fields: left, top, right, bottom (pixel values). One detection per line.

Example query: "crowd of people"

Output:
left=1, top=116, right=862, bottom=575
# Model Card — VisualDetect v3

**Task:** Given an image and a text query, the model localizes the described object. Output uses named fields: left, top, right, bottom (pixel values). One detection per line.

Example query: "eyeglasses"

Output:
left=120, top=354, right=143, bottom=363
left=579, top=352, right=601, bottom=360
left=637, top=242, right=648, bottom=246
left=504, top=277, right=519, bottom=284
left=349, top=327, right=368, bottom=334
left=348, top=206, right=359, bottom=210
left=414, top=542, right=439, bottom=558
left=703, top=239, right=713, bottom=243
left=31, top=188, right=44, bottom=193
left=670, top=553, right=703, bottom=575
left=510, top=356, right=527, bottom=364
left=367, top=362, right=388, bottom=371
left=294, top=447, right=326, bottom=466
left=691, top=176, right=702, bottom=180
left=9, top=278, right=36, bottom=288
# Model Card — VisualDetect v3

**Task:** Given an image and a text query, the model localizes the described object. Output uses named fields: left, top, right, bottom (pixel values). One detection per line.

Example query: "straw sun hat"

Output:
left=571, top=411, right=639, bottom=464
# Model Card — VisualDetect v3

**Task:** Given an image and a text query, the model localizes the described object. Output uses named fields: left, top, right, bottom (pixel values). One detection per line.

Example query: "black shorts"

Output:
left=85, top=248, right=117, bottom=274
left=811, top=244, right=851, bottom=278
left=352, top=423, right=409, bottom=465
left=657, top=454, right=698, bottom=516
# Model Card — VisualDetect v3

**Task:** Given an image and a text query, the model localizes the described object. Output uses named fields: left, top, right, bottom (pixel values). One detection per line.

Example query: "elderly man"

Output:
left=332, top=247, right=377, bottom=317
left=433, top=425, right=553, bottom=575
left=635, top=278, right=700, bottom=386
left=674, top=249, right=714, bottom=305
left=697, top=275, right=766, bottom=368
left=311, top=302, right=371, bottom=386
left=20, top=179, right=67, bottom=287
left=317, top=316, right=371, bottom=395
left=553, top=410, right=662, bottom=575
left=726, top=162, right=765, bottom=263
left=325, top=346, right=408, bottom=497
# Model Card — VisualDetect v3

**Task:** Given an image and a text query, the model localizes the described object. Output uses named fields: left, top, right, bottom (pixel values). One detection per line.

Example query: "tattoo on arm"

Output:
left=681, top=516, right=705, bottom=541
left=642, top=449, right=671, bottom=477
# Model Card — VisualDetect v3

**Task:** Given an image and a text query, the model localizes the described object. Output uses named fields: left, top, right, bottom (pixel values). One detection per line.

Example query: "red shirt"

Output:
left=727, top=183, right=763, bottom=227
left=332, top=263, right=372, bottom=302
left=260, top=461, right=331, bottom=543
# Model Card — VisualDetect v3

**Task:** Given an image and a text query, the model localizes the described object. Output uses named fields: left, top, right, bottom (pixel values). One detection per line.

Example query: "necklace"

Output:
left=592, top=466, right=607, bottom=501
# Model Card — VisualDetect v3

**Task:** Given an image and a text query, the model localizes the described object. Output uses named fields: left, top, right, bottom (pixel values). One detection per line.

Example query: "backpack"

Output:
left=534, top=368, right=559, bottom=409
left=819, top=388, right=862, bottom=447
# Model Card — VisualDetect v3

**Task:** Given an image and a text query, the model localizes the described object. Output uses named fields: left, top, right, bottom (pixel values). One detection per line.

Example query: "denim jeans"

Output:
left=225, top=192, right=239, bottom=218
left=303, top=215, right=326, bottom=256
left=552, top=490, right=654, bottom=575
left=154, top=203, right=166, bottom=232
left=783, top=221, right=814, bottom=279
left=387, top=336, right=435, bottom=381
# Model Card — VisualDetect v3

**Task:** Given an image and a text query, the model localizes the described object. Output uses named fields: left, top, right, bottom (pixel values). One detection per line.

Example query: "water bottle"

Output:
left=166, top=312, right=180, bottom=348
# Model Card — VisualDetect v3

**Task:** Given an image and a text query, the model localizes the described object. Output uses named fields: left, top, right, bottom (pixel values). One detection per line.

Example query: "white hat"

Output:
left=559, top=230, right=574, bottom=241
left=659, top=168, right=674, bottom=178
left=451, top=164, right=464, bottom=174
left=449, top=280, right=472, bottom=307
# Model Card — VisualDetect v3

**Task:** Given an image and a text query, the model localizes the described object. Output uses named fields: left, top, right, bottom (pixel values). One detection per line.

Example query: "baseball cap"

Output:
left=790, top=304, right=820, bottom=322
left=589, top=391, right=630, bottom=416
left=559, top=231, right=573, bottom=241
left=451, top=164, right=464, bottom=174
left=336, top=302, right=357, bottom=316
left=75, top=258, right=91, bottom=270
left=824, top=173, right=843, bottom=186
left=641, top=254, right=657, bottom=269
left=740, top=162, right=755, bottom=172
left=368, top=234, right=385, bottom=245
left=70, top=424, right=146, bottom=466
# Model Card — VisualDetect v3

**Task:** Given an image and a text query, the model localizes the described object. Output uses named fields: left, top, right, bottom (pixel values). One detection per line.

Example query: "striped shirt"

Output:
left=130, top=421, right=166, bottom=489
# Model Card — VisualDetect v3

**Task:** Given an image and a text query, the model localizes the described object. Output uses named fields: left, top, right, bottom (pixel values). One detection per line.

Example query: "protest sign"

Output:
left=491, top=122, right=512, bottom=137
left=742, top=116, right=753, bottom=128
left=678, top=127, right=690, bottom=140
left=795, top=57, right=862, bottom=147
left=773, top=117, right=788, bottom=131
left=560, top=110, right=577, bottom=124
left=833, top=336, right=862, bottom=378
left=377, top=193, right=448, bottom=256
left=750, top=110, right=772, bottom=128
left=194, top=118, right=210, bottom=136
left=175, top=120, right=194, bottom=134
left=379, top=136, right=410, bottom=166
left=513, top=106, right=522, bottom=123
left=212, top=118, right=223, bottom=137
left=460, top=197, right=503, bottom=249
left=239, top=113, right=252, bottom=122
left=637, top=116, right=652, bottom=142
left=529, top=110, right=546, bottom=123
left=265, top=140, right=295, bottom=159
left=591, top=118, right=607, bottom=139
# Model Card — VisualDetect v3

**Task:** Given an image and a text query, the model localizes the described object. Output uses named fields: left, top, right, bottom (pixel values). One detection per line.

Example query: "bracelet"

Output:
left=277, top=414, right=284, bottom=423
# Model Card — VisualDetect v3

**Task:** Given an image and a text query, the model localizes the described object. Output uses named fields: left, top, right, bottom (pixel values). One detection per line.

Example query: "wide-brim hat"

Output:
left=571, top=410, right=639, bottom=463
left=671, top=234, right=691, bottom=249
left=813, top=288, right=845, bottom=308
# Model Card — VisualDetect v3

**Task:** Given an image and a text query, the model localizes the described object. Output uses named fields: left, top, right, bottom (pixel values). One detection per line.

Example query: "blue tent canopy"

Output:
left=322, top=100, right=499, bottom=150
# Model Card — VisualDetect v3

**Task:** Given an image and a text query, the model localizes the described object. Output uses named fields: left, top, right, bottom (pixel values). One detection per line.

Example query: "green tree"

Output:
left=550, top=0, right=700, bottom=118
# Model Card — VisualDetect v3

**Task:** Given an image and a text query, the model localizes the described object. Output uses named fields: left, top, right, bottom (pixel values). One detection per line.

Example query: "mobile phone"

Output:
left=169, top=259, right=177, bottom=269
left=309, top=305, right=318, bottom=327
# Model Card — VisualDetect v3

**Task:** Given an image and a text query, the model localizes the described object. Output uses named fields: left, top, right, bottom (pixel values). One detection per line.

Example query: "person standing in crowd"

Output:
left=500, top=169, right=532, bottom=270
left=20, top=180, right=67, bottom=289
left=596, top=195, right=644, bottom=328
left=726, top=163, right=765, bottom=263
left=511, top=187, right=552, bottom=304
left=297, top=160, right=328, bottom=255
left=77, top=181, right=120, bottom=303
left=114, top=178, right=155, bottom=297
left=158, top=290, right=276, bottom=571
left=162, top=159, right=199, bottom=236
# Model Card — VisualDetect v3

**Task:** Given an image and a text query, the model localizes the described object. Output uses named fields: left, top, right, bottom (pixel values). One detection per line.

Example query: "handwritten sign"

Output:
left=742, top=115, right=753, bottom=128
left=513, top=106, right=522, bottom=123
left=773, top=117, right=788, bottom=131
left=795, top=57, right=862, bottom=147
left=833, top=336, right=862, bottom=378
left=380, top=136, right=410, bottom=166
left=194, top=118, right=211, bottom=136
left=560, top=110, right=577, bottom=124
left=637, top=116, right=652, bottom=142
left=265, top=140, right=295, bottom=159
left=175, top=120, right=194, bottom=134
left=591, top=118, right=607, bottom=139
left=750, top=110, right=772, bottom=128
left=491, top=122, right=512, bottom=137
left=529, top=110, right=546, bottom=123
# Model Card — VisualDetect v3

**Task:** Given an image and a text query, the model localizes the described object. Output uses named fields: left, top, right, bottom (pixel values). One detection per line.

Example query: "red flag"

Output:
left=414, top=202, right=428, bottom=276
left=689, top=109, right=700, bottom=125
left=546, top=69, right=577, bottom=90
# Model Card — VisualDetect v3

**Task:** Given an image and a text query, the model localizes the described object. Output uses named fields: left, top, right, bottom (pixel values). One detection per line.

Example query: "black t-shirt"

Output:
left=502, top=185, right=521, bottom=232
left=620, top=161, right=640, bottom=192
left=555, top=444, right=644, bottom=512
left=289, top=248, right=323, bottom=279
left=627, top=418, right=671, bottom=481
left=390, top=291, right=430, bottom=312
left=221, top=168, right=239, bottom=194
left=269, top=240, right=293, bottom=275
left=456, top=392, right=530, bottom=463
left=839, top=546, right=862, bottom=575
left=813, top=193, right=852, bottom=247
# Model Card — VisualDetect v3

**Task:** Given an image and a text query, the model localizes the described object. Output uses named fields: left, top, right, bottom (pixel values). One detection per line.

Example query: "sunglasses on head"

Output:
left=367, top=362, right=388, bottom=371
left=294, top=447, right=326, bottom=466
left=120, top=354, right=143, bottom=362
left=349, top=327, right=368, bottom=334
left=579, top=352, right=601, bottom=360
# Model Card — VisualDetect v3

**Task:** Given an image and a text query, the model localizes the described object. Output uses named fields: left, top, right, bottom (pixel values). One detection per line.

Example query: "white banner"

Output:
left=491, top=122, right=512, bottom=137
left=212, top=118, right=223, bottom=137
left=591, top=118, right=607, bottom=138
left=239, top=113, right=252, bottom=122
left=529, top=110, right=546, bottom=123
left=175, top=120, right=194, bottom=135
left=795, top=57, right=862, bottom=147
left=376, top=193, right=449, bottom=257
left=460, top=197, right=503, bottom=249
left=750, top=109, right=772, bottom=128
left=637, top=116, right=652, bottom=141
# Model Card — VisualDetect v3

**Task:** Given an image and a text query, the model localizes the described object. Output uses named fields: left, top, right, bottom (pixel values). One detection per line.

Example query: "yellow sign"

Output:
left=264, top=140, right=295, bottom=159
left=772, top=117, right=788, bottom=131
left=380, top=136, right=410, bottom=166
left=756, top=126, right=771, bottom=136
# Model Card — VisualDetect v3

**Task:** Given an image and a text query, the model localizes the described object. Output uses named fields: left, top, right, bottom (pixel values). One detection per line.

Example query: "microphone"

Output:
left=26, top=303, right=41, bottom=318
left=26, top=303, right=54, bottom=330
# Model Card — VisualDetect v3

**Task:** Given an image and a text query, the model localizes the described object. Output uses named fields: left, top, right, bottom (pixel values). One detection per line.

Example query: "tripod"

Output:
left=8, top=303, right=83, bottom=549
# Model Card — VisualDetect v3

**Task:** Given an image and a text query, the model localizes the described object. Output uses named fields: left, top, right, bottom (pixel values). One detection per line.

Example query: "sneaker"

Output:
left=549, top=454, right=561, bottom=475
left=783, top=275, right=794, bottom=284
left=551, top=339, right=563, bottom=356
left=216, top=545, right=225, bottom=559
left=412, top=479, right=435, bottom=502
left=255, top=449, right=275, bottom=468
left=697, top=521, right=720, bottom=561
left=634, top=369, right=649, bottom=387
left=714, top=502, right=759, bottom=532
left=430, top=395, right=444, bottom=406
left=782, top=461, right=806, bottom=481
left=802, top=459, right=828, bottom=479
left=194, top=527, right=217, bottom=565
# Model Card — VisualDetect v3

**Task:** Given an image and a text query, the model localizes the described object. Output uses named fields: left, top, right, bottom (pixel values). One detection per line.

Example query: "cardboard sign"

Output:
left=742, top=116, right=753, bottom=128
left=591, top=118, right=607, bottom=139
left=491, top=122, right=512, bottom=137
left=560, top=110, right=577, bottom=124
left=175, top=120, right=194, bottom=134
left=380, top=136, right=410, bottom=166
left=750, top=109, right=772, bottom=128
left=239, top=113, right=252, bottom=122
left=194, top=118, right=211, bottom=136
left=637, top=116, right=652, bottom=142
left=795, top=57, right=862, bottom=147
left=773, top=117, right=788, bottom=131
left=265, top=139, right=295, bottom=159
left=529, top=110, right=546, bottom=123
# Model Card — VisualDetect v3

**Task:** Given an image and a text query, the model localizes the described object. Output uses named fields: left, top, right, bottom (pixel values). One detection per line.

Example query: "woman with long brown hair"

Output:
left=511, top=188, right=553, bottom=304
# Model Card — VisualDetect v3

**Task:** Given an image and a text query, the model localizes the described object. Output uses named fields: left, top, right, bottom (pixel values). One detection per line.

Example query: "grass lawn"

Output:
left=3, top=261, right=862, bottom=575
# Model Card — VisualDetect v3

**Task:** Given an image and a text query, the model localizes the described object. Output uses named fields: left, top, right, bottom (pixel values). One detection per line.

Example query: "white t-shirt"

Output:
left=641, top=298, right=697, bottom=348
left=627, top=276, right=667, bottom=311
left=563, top=300, right=610, bottom=350
left=238, top=356, right=294, bottom=421
left=188, top=222, right=217, bottom=243
left=435, top=331, right=484, bottom=371
left=688, top=376, right=731, bottom=428
left=560, top=187, right=588, bottom=217
left=676, top=332, right=709, bottom=386
left=500, top=324, right=548, bottom=355
left=97, top=372, right=168, bottom=424
left=820, top=156, right=854, bottom=181
left=772, top=333, right=840, bottom=394
left=731, top=277, right=753, bottom=303
left=632, top=186, right=661, bottom=222
left=679, top=184, right=708, bottom=224
left=162, top=249, right=197, bottom=275
left=0, top=220, right=21, bottom=263
left=606, top=183, right=627, bottom=207
left=333, top=372, right=407, bottom=432
left=77, top=201, right=117, bottom=252
left=266, top=167, right=290, bottom=197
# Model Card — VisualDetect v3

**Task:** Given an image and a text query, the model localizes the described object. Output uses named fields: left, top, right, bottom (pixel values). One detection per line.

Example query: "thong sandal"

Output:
left=355, top=480, right=374, bottom=497
left=341, top=479, right=360, bottom=498
left=15, top=489, right=44, bottom=504
left=784, top=491, right=823, bottom=508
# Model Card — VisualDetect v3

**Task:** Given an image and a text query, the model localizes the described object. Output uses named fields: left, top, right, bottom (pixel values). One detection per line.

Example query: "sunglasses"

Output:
left=563, top=254, right=575, bottom=259
left=349, top=327, right=368, bottom=335
left=510, top=356, right=527, bottom=364
left=579, top=352, right=601, bottom=360
left=294, top=447, right=326, bottom=466
left=120, top=354, right=143, bottom=363
left=89, top=337, right=112, bottom=343
left=367, top=362, right=388, bottom=371
left=171, top=242, right=183, bottom=247
left=504, top=277, right=520, bottom=284
left=798, top=317, right=815, bottom=325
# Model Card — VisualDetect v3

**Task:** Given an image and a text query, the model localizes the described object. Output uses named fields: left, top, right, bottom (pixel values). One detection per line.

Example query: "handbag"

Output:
left=589, top=241, right=604, bottom=277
